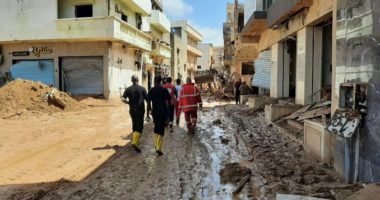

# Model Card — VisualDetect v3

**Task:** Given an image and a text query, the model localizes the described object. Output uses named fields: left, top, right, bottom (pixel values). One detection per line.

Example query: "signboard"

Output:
left=11, top=51, right=30, bottom=56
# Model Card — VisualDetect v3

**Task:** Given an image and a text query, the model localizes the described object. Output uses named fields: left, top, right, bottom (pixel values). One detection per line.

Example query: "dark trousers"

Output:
left=130, top=111, right=145, bottom=133
left=235, top=91, right=241, bottom=104
left=153, top=114, right=167, bottom=136
left=167, top=105, right=175, bottom=123
left=184, top=111, right=197, bottom=130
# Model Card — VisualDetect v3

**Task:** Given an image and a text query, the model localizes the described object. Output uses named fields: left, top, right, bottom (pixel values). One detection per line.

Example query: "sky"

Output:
left=163, top=0, right=234, bottom=47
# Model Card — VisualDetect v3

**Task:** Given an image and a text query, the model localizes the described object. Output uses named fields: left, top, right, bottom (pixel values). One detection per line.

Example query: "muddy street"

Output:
left=0, top=103, right=255, bottom=200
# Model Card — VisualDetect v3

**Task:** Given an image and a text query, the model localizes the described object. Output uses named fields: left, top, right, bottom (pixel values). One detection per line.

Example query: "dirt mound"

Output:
left=219, top=163, right=252, bottom=184
left=0, top=79, right=86, bottom=118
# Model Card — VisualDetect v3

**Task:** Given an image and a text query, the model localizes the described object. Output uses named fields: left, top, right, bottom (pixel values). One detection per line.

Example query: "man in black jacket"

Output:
left=122, top=75, right=147, bottom=153
left=147, top=76, right=171, bottom=156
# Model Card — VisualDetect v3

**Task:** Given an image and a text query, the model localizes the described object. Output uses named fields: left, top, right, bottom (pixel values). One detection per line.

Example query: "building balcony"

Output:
left=121, top=0, right=152, bottom=16
left=267, top=0, right=313, bottom=28
left=186, top=25, right=203, bottom=42
left=187, top=44, right=203, bottom=57
left=56, top=16, right=152, bottom=51
left=240, top=11, right=267, bottom=43
left=151, top=10, right=171, bottom=33
left=151, top=42, right=171, bottom=58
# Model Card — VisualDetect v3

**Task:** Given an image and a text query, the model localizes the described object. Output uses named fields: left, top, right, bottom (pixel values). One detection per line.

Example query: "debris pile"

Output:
left=0, top=80, right=86, bottom=118
left=225, top=106, right=362, bottom=199
left=273, top=101, right=332, bottom=143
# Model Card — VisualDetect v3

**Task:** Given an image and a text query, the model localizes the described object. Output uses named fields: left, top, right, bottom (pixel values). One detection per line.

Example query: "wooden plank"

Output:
left=284, top=104, right=313, bottom=120
left=298, top=107, right=331, bottom=121
left=288, top=119, right=304, bottom=130
left=232, top=175, right=251, bottom=195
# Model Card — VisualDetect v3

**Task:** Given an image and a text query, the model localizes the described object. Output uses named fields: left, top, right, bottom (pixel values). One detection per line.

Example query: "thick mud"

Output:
left=0, top=103, right=361, bottom=200
left=1, top=105, right=252, bottom=200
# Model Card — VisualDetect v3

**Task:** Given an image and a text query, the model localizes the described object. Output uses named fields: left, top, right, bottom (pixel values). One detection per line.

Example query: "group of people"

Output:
left=122, top=75, right=202, bottom=156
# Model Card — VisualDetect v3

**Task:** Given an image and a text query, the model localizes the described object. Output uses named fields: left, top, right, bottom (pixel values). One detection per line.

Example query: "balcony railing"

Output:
left=56, top=16, right=152, bottom=51
left=267, top=0, right=313, bottom=28
left=152, top=42, right=171, bottom=58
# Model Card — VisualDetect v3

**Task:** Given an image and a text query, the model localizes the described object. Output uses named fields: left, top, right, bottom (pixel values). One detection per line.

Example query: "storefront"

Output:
left=0, top=42, right=145, bottom=99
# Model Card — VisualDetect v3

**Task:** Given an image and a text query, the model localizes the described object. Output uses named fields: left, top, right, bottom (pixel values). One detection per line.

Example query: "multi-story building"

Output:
left=143, top=0, right=171, bottom=90
left=212, top=46, right=224, bottom=74
left=196, top=43, right=214, bottom=72
left=0, top=0, right=153, bottom=99
left=241, top=0, right=380, bottom=185
left=223, top=1, right=257, bottom=83
left=171, top=21, right=203, bottom=80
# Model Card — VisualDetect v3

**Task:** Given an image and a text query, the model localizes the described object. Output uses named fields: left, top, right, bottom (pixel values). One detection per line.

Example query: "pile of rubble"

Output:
left=273, top=101, right=332, bottom=143
left=0, top=79, right=86, bottom=118
left=224, top=105, right=362, bottom=199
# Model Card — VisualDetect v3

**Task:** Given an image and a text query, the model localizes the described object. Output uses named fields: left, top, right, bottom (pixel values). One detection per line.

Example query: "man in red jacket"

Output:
left=179, top=77, right=202, bottom=134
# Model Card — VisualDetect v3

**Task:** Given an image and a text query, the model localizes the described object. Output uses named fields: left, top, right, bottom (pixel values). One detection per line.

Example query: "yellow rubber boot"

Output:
left=155, top=134, right=164, bottom=156
left=132, top=132, right=141, bottom=153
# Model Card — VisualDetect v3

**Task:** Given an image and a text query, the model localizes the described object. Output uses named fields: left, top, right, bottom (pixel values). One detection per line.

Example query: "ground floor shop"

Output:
left=0, top=42, right=145, bottom=99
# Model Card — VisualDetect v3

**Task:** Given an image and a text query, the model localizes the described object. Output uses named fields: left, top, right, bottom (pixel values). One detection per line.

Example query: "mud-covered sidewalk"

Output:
left=1, top=104, right=361, bottom=200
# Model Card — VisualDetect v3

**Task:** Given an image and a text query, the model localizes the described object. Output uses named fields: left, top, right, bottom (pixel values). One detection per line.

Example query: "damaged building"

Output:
left=238, top=0, right=380, bottom=184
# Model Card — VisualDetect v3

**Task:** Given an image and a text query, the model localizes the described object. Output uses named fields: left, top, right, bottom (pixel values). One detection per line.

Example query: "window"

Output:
left=75, top=5, right=93, bottom=18
left=242, top=62, right=254, bottom=75
left=136, top=14, right=142, bottom=30
left=121, top=14, right=128, bottom=22
left=197, top=65, right=202, bottom=70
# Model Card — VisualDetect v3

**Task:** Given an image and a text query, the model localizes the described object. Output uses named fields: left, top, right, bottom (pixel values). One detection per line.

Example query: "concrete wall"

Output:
left=171, top=33, right=187, bottom=81
left=108, top=43, right=141, bottom=98
left=58, top=0, right=108, bottom=19
left=0, top=0, right=149, bottom=42
left=334, top=0, right=380, bottom=182
left=296, top=27, right=314, bottom=105
left=197, top=43, right=213, bottom=71
left=0, top=0, right=58, bottom=41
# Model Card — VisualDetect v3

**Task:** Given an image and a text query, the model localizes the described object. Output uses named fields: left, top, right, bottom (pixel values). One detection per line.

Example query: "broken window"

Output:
left=75, top=5, right=93, bottom=18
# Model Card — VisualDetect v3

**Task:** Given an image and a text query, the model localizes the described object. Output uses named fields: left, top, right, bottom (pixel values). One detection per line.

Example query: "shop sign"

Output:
left=11, top=51, right=30, bottom=56
left=31, top=46, right=53, bottom=57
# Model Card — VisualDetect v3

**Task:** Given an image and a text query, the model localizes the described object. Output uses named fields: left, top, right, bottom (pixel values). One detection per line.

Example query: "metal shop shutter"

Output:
left=252, top=50, right=271, bottom=89
left=11, top=60, right=55, bottom=86
left=61, top=57, right=103, bottom=95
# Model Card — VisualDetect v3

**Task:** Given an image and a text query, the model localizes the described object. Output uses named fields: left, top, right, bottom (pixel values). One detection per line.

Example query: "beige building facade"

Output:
left=0, top=0, right=160, bottom=99
left=171, top=20, right=203, bottom=81
left=197, top=43, right=214, bottom=72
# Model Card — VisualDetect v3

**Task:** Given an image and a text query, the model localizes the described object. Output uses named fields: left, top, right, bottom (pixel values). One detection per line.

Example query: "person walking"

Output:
left=174, top=78, right=183, bottom=125
left=163, top=77, right=177, bottom=133
left=122, top=75, right=147, bottom=153
left=178, top=77, right=202, bottom=134
left=147, top=76, right=172, bottom=156
left=234, top=78, right=242, bottom=104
